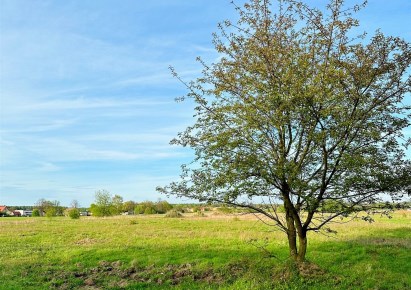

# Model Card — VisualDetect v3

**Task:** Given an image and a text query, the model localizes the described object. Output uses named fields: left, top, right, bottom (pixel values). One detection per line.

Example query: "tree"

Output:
left=155, top=199, right=173, bottom=214
left=90, top=190, right=114, bottom=217
left=35, top=198, right=47, bottom=216
left=134, top=201, right=156, bottom=215
left=36, top=199, right=63, bottom=217
left=111, top=194, right=124, bottom=215
left=123, top=200, right=136, bottom=214
left=32, top=209, right=40, bottom=217
left=71, top=199, right=80, bottom=209
left=158, top=0, right=411, bottom=263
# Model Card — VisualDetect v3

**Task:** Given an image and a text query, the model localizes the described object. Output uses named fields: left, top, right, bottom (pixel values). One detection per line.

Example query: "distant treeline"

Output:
left=4, top=195, right=410, bottom=218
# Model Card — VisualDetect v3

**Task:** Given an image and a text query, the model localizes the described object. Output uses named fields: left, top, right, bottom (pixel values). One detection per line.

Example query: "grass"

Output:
left=0, top=211, right=410, bottom=289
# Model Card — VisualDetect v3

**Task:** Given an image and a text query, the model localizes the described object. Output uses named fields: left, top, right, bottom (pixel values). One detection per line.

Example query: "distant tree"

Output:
left=158, top=0, right=411, bottom=263
left=71, top=200, right=80, bottom=209
left=144, top=207, right=157, bottom=215
left=134, top=204, right=145, bottom=215
left=155, top=200, right=173, bottom=214
left=32, top=209, right=40, bottom=217
left=90, top=189, right=112, bottom=217
left=35, top=199, right=63, bottom=217
left=90, top=190, right=120, bottom=217
left=111, top=194, right=124, bottom=215
left=35, top=198, right=47, bottom=216
left=123, top=200, right=136, bottom=214
left=134, top=201, right=157, bottom=215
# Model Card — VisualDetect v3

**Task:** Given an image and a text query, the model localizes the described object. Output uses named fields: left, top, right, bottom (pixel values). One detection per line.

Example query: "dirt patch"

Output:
left=61, top=260, right=243, bottom=288
left=297, top=261, right=326, bottom=278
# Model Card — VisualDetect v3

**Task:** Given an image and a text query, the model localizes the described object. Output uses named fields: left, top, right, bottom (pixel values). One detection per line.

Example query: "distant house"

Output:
left=0, top=205, right=10, bottom=216
left=15, top=210, right=33, bottom=217
left=13, top=211, right=22, bottom=217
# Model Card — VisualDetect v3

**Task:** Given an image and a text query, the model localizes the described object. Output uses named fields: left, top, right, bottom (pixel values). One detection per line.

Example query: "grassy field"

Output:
left=0, top=211, right=410, bottom=289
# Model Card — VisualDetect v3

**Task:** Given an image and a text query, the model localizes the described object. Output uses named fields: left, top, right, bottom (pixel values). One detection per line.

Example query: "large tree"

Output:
left=157, top=0, right=411, bottom=262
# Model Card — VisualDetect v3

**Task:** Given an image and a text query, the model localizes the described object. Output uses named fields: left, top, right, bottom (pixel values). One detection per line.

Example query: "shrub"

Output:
left=0, top=211, right=10, bottom=217
left=68, top=208, right=80, bottom=219
left=173, top=205, right=186, bottom=213
left=45, top=207, right=58, bottom=218
left=32, top=209, right=40, bottom=217
left=144, top=207, right=156, bottom=215
left=155, top=200, right=173, bottom=214
left=165, top=209, right=182, bottom=218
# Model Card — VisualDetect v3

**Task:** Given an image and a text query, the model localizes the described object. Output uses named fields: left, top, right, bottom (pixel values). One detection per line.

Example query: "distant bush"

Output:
left=165, top=209, right=182, bottom=218
left=32, top=209, right=40, bottom=217
left=45, top=207, right=58, bottom=218
left=173, top=205, right=187, bottom=213
left=134, top=200, right=173, bottom=215
left=155, top=200, right=173, bottom=214
left=144, top=207, right=157, bottom=215
left=67, top=208, right=80, bottom=219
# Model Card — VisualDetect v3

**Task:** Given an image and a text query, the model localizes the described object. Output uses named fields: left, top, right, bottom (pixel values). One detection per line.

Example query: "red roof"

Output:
left=0, top=206, right=8, bottom=212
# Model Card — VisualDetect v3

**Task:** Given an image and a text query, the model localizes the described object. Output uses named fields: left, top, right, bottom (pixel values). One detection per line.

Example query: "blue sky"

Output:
left=1, top=1, right=410, bottom=206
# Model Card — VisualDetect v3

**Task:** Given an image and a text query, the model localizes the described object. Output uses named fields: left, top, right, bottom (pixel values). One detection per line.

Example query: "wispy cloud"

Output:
left=1, top=0, right=409, bottom=206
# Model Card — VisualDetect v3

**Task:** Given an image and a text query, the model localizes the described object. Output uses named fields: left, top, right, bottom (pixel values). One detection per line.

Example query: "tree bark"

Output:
left=283, top=186, right=307, bottom=263
left=286, top=215, right=298, bottom=260
left=297, top=231, right=307, bottom=263
left=286, top=224, right=308, bottom=263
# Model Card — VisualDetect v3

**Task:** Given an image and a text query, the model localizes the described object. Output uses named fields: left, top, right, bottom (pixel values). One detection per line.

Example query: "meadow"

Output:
left=0, top=211, right=410, bottom=289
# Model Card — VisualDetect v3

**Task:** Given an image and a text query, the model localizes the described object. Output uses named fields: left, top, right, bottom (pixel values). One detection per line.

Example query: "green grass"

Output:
left=0, top=211, right=410, bottom=289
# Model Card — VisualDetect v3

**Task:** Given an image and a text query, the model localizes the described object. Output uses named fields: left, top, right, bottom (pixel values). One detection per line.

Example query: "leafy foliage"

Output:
left=134, top=200, right=173, bottom=215
left=158, top=0, right=411, bottom=262
left=67, top=208, right=81, bottom=219
left=90, top=190, right=119, bottom=217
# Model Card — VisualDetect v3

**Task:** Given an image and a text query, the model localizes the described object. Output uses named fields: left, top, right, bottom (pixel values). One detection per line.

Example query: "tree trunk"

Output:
left=286, top=227, right=308, bottom=263
left=282, top=183, right=307, bottom=263
left=284, top=201, right=307, bottom=262
left=287, top=226, right=298, bottom=260
left=285, top=208, right=298, bottom=260
left=297, top=231, right=307, bottom=263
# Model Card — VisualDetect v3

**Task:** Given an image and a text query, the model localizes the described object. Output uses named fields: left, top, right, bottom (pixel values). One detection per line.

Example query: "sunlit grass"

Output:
left=0, top=211, right=410, bottom=289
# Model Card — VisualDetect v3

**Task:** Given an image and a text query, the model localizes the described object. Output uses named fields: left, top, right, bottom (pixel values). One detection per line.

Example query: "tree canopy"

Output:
left=158, top=0, right=411, bottom=262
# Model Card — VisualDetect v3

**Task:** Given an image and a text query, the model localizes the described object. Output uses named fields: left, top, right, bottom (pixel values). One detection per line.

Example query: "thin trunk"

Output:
left=286, top=213, right=298, bottom=259
left=297, top=231, right=307, bottom=262
left=282, top=182, right=308, bottom=263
